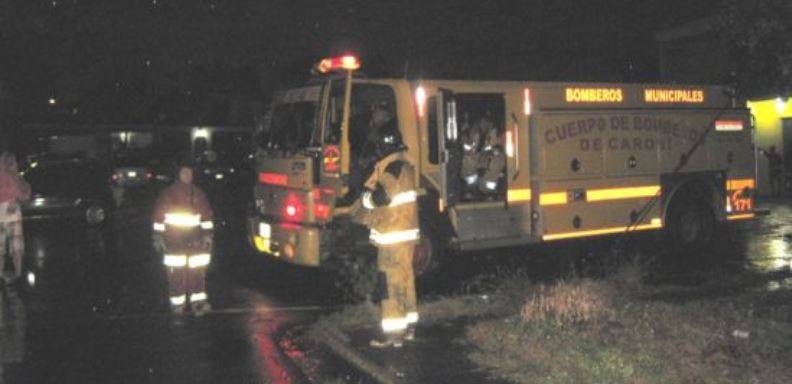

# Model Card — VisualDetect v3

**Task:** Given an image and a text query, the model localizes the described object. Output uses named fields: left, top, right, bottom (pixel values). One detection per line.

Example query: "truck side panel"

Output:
left=534, top=109, right=752, bottom=240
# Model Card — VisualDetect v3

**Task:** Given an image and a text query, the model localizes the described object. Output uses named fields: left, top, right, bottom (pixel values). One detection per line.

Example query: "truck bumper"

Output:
left=249, top=216, right=321, bottom=267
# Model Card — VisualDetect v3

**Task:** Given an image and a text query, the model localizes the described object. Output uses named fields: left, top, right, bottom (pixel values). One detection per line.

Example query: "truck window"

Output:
left=325, top=81, right=398, bottom=200
left=259, top=101, right=317, bottom=152
left=325, top=81, right=398, bottom=154
left=428, top=96, right=439, bottom=164
left=258, top=85, right=322, bottom=152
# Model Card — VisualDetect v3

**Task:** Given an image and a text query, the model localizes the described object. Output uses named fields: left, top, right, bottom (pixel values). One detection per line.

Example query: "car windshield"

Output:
left=258, top=86, right=321, bottom=152
left=113, top=152, right=154, bottom=167
left=25, top=162, right=105, bottom=197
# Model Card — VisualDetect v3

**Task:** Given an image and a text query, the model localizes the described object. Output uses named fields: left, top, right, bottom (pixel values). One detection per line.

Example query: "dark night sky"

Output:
left=0, top=0, right=722, bottom=125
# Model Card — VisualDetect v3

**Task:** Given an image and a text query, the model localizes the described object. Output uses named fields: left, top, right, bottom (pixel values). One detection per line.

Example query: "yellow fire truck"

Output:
left=249, top=55, right=755, bottom=269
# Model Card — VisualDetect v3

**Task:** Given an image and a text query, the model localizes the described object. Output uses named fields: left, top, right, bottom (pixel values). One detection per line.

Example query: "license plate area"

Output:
left=257, top=222, right=273, bottom=253
left=254, top=219, right=320, bottom=266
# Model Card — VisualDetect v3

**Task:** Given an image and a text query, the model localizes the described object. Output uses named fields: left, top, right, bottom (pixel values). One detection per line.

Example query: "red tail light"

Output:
left=259, top=172, right=288, bottom=186
left=314, top=204, right=330, bottom=220
left=283, top=193, right=304, bottom=222
left=311, top=188, right=332, bottom=220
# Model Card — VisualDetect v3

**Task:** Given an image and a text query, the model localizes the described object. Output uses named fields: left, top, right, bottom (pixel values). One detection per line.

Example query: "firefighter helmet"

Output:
left=363, top=105, right=404, bottom=164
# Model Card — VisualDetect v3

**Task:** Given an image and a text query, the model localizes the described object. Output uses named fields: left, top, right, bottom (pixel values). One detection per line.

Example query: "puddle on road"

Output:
left=244, top=288, right=321, bottom=384
left=743, top=202, right=792, bottom=276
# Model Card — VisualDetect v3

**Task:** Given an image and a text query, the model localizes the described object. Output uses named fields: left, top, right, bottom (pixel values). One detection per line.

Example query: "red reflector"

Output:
left=259, top=172, right=288, bottom=186
left=283, top=243, right=296, bottom=259
left=715, top=120, right=744, bottom=131
left=314, top=204, right=330, bottom=220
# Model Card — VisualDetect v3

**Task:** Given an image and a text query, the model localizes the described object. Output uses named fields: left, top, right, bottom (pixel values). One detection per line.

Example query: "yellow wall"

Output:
left=747, top=98, right=791, bottom=196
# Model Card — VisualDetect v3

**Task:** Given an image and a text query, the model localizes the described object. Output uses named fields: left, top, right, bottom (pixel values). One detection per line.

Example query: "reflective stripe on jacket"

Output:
left=152, top=182, right=214, bottom=230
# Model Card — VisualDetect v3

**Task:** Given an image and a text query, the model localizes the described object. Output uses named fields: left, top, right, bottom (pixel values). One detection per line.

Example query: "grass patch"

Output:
left=466, top=271, right=792, bottom=384
left=522, top=279, right=616, bottom=324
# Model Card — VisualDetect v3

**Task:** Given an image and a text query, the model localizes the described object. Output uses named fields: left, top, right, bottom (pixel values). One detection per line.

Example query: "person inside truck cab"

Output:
left=460, top=112, right=483, bottom=199
left=347, top=105, right=381, bottom=203
left=476, top=115, right=506, bottom=197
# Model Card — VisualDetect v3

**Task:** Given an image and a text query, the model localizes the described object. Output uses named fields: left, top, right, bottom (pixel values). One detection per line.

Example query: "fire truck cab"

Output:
left=250, top=56, right=755, bottom=268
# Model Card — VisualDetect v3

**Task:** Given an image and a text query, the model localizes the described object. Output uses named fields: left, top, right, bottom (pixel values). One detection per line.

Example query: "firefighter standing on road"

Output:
left=355, top=105, right=420, bottom=348
left=152, top=160, right=214, bottom=316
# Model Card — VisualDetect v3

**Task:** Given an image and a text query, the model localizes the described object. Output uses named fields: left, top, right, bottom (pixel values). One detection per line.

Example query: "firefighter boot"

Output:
left=404, top=325, right=416, bottom=342
left=370, top=331, right=406, bottom=349
left=192, top=300, right=212, bottom=317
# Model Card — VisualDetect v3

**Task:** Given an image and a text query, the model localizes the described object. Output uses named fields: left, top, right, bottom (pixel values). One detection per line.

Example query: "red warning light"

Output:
left=316, top=55, right=361, bottom=73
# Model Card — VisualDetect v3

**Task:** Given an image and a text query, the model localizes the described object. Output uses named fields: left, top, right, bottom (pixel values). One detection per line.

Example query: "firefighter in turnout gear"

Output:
left=459, top=113, right=483, bottom=199
left=477, top=118, right=506, bottom=197
left=355, top=105, right=420, bottom=348
left=152, top=160, right=214, bottom=316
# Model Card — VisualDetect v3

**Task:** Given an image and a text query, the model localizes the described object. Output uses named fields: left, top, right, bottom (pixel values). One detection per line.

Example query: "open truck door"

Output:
left=437, top=89, right=461, bottom=210
left=437, top=89, right=525, bottom=248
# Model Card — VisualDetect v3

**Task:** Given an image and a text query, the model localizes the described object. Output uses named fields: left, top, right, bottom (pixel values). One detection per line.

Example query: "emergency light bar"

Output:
left=315, top=55, right=361, bottom=73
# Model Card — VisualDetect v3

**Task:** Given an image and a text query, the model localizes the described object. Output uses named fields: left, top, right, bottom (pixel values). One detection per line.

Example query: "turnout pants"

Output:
left=0, top=219, right=24, bottom=280
left=165, top=254, right=209, bottom=308
left=377, top=243, right=418, bottom=334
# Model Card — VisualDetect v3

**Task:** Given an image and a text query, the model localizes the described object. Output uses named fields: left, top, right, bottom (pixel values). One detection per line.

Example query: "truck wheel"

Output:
left=414, top=230, right=445, bottom=277
left=666, top=195, right=716, bottom=252
left=413, top=237, right=434, bottom=276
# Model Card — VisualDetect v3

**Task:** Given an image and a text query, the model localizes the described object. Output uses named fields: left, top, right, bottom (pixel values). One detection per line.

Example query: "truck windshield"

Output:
left=258, top=86, right=321, bottom=152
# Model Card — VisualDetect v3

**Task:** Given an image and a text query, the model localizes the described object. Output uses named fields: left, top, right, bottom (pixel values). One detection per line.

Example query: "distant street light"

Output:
left=776, top=97, right=787, bottom=114
left=48, top=97, right=57, bottom=105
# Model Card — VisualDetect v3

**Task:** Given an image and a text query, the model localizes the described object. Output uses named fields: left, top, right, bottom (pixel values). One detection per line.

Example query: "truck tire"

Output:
left=665, top=190, right=716, bottom=253
left=413, top=224, right=447, bottom=277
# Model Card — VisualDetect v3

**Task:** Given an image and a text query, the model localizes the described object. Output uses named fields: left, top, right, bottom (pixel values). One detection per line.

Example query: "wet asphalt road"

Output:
left=2, top=196, right=791, bottom=384
left=3, top=192, right=347, bottom=384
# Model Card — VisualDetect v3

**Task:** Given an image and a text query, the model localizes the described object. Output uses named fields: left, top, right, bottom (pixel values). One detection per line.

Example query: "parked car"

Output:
left=21, top=158, right=115, bottom=226
left=111, top=161, right=153, bottom=188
